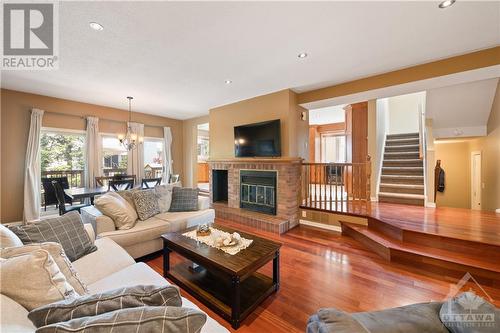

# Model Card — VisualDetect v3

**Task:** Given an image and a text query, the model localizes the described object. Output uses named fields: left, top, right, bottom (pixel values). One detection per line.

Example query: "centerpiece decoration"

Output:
left=183, top=226, right=253, bottom=255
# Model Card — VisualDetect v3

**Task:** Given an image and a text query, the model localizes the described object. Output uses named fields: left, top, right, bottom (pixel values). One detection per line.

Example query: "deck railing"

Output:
left=42, top=169, right=85, bottom=188
left=300, top=157, right=371, bottom=214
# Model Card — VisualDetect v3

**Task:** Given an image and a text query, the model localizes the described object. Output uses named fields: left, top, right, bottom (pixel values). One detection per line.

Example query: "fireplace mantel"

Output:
left=208, top=157, right=302, bottom=164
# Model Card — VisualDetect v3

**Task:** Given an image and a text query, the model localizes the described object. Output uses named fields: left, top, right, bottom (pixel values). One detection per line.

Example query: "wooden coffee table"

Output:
left=161, top=225, right=282, bottom=329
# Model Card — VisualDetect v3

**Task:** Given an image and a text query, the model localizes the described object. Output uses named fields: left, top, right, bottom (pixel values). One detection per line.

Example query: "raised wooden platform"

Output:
left=339, top=202, right=500, bottom=286
left=213, top=202, right=290, bottom=234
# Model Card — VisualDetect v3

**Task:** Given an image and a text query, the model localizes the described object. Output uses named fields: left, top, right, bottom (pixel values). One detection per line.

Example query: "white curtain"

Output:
left=84, top=117, right=101, bottom=188
left=23, top=109, right=44, bottom=223
left=162, top=127, right=173, bottom=184
left=127, top=122, right=144, bottom=185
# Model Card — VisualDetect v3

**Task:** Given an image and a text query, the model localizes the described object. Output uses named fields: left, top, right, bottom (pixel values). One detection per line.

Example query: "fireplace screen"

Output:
left=240, top=170, right=277, bottom=215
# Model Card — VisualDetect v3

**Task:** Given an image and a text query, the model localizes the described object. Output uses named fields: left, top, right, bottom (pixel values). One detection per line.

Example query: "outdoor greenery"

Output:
left=41, top=132, right=85, bottom=171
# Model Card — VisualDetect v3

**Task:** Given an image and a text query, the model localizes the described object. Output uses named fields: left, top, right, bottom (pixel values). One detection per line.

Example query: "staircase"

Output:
left=378, top=133, right=424, bottom=206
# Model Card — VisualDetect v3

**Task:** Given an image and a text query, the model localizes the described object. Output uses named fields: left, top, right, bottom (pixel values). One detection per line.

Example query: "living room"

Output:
left=1, top=1, right=500, bottom=333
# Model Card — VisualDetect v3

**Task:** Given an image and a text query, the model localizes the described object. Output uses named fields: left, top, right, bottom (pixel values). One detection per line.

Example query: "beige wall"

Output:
left=182, top=115, right=209, bottom=188
left=209, top=89, right=308, bottom=160
left=387, top=91, right=425, bottom=135
left=1, top=89, right=184, bottom=223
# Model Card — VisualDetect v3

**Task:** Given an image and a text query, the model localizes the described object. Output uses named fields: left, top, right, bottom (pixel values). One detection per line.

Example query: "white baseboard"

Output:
left=299, top=219, right=342, bottom=232
left=425, top=202, right=436, bottom=208
left=496, top=208, right=500, bottom=214
left=371, top=196, right=378, bottom=202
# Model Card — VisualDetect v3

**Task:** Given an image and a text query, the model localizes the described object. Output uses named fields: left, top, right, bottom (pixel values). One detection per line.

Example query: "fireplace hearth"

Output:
left=240, top=170, right=277, bottom=215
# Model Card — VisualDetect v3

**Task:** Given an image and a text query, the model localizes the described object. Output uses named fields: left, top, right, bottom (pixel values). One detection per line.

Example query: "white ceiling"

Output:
left=1, top=1, right=499, bottom=120
left=426, top=78, right=499, bottom=138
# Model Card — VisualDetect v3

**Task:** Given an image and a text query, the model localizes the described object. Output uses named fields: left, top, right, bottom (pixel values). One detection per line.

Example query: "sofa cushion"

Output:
left=71, top=237, right=135, bottom=286
left=440, top=292, right=499, bottom=333
left=307, top=308, right=368, bottom=333
left=94, top=192, right=138, bottom=230
left=0, top=294, right=36, bottom=333
left=155, top=209, right=215, bottom=232
left=9, top=211, right=97, bottom=262
left=1, top=242, right=88, bottom=295
left=0, top=250, right=78, bottom=310
left=98, top=217, right=170, bottom=248
left=0, top=224, right=23, bottom=248
left=352, top=302, right=448, bottom=333
left=169, top=187, right=199, bottom=212
left=155, top=183, right=179, bottom=213
left=117, top=188, right=141, bottom=211
left=133, top=189, right=161, bottom=220
left=29, top=285, right=182, bottom=327
left=36, top=306, right=207, bottom=333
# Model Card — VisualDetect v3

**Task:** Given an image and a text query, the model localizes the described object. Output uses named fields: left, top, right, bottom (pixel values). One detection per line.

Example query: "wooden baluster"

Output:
left=329, top=165, right=333, bottom=211
left=340, top=165, right=344, bottom=212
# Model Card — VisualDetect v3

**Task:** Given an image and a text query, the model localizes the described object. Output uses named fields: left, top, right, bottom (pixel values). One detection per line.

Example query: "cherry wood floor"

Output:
left=369, top=202, right=500, bottom=246
left=146, top=218, right=500, bottom=333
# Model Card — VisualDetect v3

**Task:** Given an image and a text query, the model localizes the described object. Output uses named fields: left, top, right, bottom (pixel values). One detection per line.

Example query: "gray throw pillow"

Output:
left=169, top=187, right=199, bottom=212
left=29, top=285, right=182, bottom=327
left=9, top=211, right=97, bottom=262
left=36, top=306, right=207, bottom=333
left=133, top=189, right=160, bottom=220
left=440, top=292, right=500, bottom=333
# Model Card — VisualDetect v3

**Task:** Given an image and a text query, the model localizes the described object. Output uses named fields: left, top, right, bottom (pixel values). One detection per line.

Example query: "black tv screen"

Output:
left=234, top=119, right=281, bottom=157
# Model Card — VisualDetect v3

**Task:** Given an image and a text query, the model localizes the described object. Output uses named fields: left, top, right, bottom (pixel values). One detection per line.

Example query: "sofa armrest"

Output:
left=198, top=196, right=210, bottom=210
left=81, top=206, right=116, bottom=235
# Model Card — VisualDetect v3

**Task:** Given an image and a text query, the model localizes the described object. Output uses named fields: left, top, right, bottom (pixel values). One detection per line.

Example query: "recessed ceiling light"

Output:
left=89, top=22, right=104, bottom=31
left=298, top=52, right=308, bottom=58
left=438, top=0, right=456, bottom=9
left=224, top=80, right=232, bottom=84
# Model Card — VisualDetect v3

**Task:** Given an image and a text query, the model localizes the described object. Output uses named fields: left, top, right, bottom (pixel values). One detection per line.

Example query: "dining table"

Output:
left=64, top=186, right=108, bottom=205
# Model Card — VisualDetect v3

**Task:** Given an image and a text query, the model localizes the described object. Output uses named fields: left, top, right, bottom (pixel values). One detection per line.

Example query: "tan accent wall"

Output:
left=209, top=89, right=308, bottom=160
left=1, top=89, right=184, bottom=223
left=298, top=46, right=500, bottom=104
left=182, top=115, right=209, bottom=188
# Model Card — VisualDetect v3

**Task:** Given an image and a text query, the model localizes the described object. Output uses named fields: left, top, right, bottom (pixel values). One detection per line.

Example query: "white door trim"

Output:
left=470, top=151, right=482, bottom=210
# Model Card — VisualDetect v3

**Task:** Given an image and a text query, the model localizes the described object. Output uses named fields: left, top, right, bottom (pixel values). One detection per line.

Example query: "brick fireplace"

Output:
left=208, top=158, right=302, bottom=234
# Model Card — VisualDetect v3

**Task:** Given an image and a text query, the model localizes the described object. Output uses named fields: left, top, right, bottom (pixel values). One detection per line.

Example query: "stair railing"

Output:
left=418, top=105, right=425, bottom=160
left=301, top=156, right=371, bottom=215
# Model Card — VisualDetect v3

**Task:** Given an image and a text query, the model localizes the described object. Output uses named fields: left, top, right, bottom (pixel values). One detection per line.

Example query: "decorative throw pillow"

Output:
left=169, top=187, right=199, bottom=212
left=133, top=189, right=160, bottom=220
left=95, top=192, right=138, bottom=230
left=0, top=250, right=78, bottom=310
left=117, top=188, right=140, bottom=211
left=440, top=292, right=500, bottom=333
left=29, top=285, right=182, bottom=327
left=0, top=242, right=88, bottom=295
left=36, top=306, right=207, bottom=333
left=0, top=224, right=23, bottom=248
left=9, top=211, right=97, bottom=262
left=155, top=182, right=180, bottom=213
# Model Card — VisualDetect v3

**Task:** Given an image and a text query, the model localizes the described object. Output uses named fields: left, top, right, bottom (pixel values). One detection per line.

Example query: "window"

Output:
left=143, top=138, right=164, bottom=179
left=321, top=134, right=346, bottom=163
left=102, top=135, right=128, bottom=176
left=40, top=129, right=85, bottom=188
left=197, top=136, right=209, bottom=162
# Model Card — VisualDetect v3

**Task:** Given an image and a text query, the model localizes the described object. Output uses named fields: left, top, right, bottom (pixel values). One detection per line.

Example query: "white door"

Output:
left=471, top=152, right=482, bottom=210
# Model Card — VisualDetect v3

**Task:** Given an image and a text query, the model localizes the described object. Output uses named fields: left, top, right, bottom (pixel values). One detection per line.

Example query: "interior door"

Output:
left=471, top=152, right=482, bottom=210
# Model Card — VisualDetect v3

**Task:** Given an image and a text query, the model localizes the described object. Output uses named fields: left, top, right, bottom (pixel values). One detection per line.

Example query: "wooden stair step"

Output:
left=379, top=183, right=424, bottom=195
left=384, top=152, right=420, bottom=160
left=378, top=193, right=424, bottom=206
left=386, top=133, right=419, bottom=139
left=380, top=175, right=424, bottom=185
left=383, top=159, right=423, bottom=167
left=385, top=145, right=420, bottom=152
left=382, top=167, right=424, bottom=175
left=341, top=223, right=500, bottom=275
left=385, top=138, right=420, bottom=146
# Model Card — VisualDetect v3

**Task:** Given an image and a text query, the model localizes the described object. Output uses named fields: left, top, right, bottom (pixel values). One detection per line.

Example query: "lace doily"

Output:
left=182, top=227, right=253, bottom=255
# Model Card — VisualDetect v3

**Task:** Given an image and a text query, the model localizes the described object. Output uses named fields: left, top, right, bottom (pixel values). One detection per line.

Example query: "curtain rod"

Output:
left=41, top=110, right=167, bottom=129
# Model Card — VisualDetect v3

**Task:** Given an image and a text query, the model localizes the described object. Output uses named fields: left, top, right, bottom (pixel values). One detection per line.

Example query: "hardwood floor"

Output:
left=145, top=218, right=500, bottom=332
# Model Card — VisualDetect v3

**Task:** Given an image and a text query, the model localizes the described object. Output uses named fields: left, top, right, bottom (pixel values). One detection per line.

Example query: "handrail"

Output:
left=300, top=156, right=371, bottom=215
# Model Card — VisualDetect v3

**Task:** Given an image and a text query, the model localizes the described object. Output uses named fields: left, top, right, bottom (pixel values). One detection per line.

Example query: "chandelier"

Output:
left=118, top=96, right=142, bottom=151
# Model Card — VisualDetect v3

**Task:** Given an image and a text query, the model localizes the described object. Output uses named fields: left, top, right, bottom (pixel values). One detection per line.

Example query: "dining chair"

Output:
left=41, top=177, right=73, bottom=211
left=108, top=179, right=135, bottom=191
left=52, top=181, right=89, bottom=216
left=169, top=174, right=180, bottom=183
left=141, top=177, right=162, bottom=189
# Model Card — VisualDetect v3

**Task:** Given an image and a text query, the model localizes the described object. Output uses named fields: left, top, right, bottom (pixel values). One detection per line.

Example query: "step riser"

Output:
left=341, top=224, right=391, bottom=260
left=385, top=139, right=419, bottom=146
left=384, top=154, right=420, bottom=160
left=380, top=177, right=424, bottom=185
left=387, top=133, right=419, bottom=139
left=383, top=160, right=423, bottom=167
left=379, top=196, right=424, bottom=206
left=379, top=186, right=424, bottom=195
left=382, top=169, right=424, bottom=176
left=385, top=146, right=419, bottom=153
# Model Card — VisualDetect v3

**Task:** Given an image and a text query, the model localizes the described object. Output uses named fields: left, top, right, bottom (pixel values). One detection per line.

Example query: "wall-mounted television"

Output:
left=234, top=119, right=281, bottom=157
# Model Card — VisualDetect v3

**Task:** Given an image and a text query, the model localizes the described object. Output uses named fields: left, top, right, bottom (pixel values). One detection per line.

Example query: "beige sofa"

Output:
left=0, top=228, right=228, bottom=333
left=81, top=196, right=215, bottom=258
